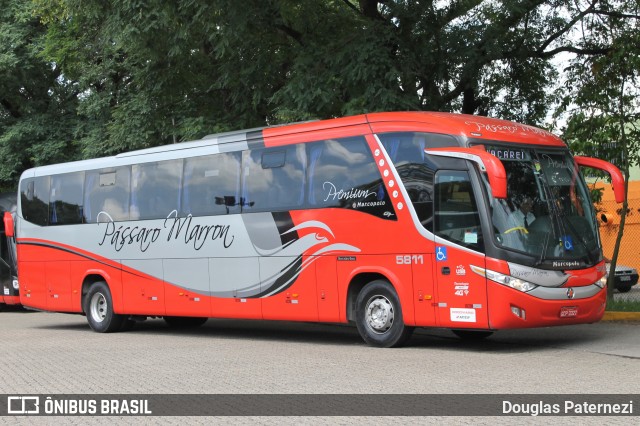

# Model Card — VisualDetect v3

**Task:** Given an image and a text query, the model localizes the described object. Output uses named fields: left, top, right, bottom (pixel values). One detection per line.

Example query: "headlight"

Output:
left=594, top=274, right=607, bottom=289
left=471, top=265, right=538, bottom=292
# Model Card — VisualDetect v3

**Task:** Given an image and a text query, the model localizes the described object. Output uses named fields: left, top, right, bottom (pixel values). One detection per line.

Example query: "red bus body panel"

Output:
left=14, top=112, right=617, bottom=335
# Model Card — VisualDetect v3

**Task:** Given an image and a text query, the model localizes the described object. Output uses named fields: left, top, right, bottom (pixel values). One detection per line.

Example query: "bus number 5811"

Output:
left=396, top=255, right=424, bottom=265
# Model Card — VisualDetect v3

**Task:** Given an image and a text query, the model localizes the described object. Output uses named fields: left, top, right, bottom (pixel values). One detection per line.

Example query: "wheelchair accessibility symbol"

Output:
left=436, top=246, right=448, bottom=261
left=561, top=236, right=574, bottom=251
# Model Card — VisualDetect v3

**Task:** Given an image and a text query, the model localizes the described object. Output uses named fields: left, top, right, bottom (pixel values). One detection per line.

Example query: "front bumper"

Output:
left=487, top=280, right=606, bottom=329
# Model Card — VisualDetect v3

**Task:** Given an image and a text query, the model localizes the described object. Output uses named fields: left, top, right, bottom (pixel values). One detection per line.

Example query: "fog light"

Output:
left=511, top=305, right=526, bottom=319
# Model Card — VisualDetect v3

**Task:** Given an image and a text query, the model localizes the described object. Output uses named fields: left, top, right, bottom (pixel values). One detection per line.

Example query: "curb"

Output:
left=602, top=311, right=640, bottom=321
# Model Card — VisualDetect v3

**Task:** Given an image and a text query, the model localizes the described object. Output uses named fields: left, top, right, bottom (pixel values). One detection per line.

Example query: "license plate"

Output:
left=620, top=275, right=631, bottom=282
left=560, top=306, right=578, bottom=318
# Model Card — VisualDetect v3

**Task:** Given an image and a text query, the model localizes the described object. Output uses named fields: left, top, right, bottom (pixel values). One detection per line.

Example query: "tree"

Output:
left=0, top=0, right=79, bottom=188
left=559, top=0, right=640, bottom=300
left=2, top=0, right=638, bottom=187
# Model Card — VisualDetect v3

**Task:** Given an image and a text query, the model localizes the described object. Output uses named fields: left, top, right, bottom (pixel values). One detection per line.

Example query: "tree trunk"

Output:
left=607, top=83, right=631, bottom=304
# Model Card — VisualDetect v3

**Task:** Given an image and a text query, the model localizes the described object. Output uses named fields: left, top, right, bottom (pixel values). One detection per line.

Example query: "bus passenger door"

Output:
left=432, top=170, right=489, bottom=329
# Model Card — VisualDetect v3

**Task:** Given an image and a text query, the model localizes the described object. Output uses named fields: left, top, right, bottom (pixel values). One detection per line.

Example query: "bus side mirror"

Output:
left=574, top=156, right=625, bottom=203
left=4, top=212, right=14, bottom=238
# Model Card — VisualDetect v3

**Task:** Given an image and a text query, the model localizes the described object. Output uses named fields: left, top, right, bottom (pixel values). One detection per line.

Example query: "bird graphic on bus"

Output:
left=218, top=219, right=361, bottom=298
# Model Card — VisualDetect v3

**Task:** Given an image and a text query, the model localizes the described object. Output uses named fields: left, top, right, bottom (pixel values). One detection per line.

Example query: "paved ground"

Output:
left=0, top=308, right=638, bottom=424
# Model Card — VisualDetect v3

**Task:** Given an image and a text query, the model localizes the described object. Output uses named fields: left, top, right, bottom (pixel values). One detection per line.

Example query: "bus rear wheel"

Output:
left=355, top=280, right=413, bottom=348
left=84, top=281, right=124, bottom=333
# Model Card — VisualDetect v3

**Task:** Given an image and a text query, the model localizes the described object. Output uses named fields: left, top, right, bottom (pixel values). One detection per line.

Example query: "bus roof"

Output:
left=367, top=111, right=564, bottom=146
left=21, top=111, right=565, bottom=179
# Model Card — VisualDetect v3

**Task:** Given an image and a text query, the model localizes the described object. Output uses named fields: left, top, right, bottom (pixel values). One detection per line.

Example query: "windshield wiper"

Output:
left=536, top=230, right=552, bottom=267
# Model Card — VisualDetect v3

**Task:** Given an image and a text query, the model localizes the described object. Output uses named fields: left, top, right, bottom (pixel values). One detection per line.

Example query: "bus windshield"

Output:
left=485, top=146, right=600, bottom=266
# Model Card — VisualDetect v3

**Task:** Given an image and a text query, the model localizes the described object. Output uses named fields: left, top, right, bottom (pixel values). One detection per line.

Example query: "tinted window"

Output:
left=242, top=145, right=306, bottom=212
left=20, top=177, right=50, bottom=226
left=308, top=137, right=393, bottom=219
left=50, top=172, right=84, bottom=225
left=132, top=160, right=182, bottom=220
left=182, top=152, right=241, bottom=216
left=262, top=151, right=286, bottom=169
left=84, top=167, right=131, bottom=223
left=434, top=170, right=484, bottom=252
left=379, top=132, right=459, bottom=230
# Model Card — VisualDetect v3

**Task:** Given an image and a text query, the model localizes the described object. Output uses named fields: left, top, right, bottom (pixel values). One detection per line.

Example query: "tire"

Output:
left=452, top=329, right=493, bottom=340
left=0, top=303, right=5, bottom=312
left=355, top=280, right=413, bottom=348
left=616, top=285, right=632, bottom=293
left=164, top=316, right=208, bottom=328
left=83, top=281, right=124, bottom=333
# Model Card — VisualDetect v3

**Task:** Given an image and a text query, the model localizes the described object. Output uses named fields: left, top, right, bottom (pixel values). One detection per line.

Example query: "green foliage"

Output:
left=590, top=186, right=604, bottom=205
left=557, top=0, right=640, bottom=300
left=560, top=0, right=640, bottom=171
left=606, top=298, right=640, bottom=313
left=0, top=0, right=79, bottom=188
left=1, top=0, right=638, bottom=188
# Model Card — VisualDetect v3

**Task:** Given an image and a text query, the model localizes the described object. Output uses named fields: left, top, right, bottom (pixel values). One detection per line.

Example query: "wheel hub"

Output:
left=89, top=292, right=107, bottom=323
left=365, top=295, right=394, bottom=333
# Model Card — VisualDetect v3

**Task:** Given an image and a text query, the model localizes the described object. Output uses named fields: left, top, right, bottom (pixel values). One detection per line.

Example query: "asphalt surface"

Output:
left=0, top=308, right=638, bottom=424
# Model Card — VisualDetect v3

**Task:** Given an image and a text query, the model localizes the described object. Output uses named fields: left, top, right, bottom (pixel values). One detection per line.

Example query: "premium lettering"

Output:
left=323, top=182, right=375, bottom=202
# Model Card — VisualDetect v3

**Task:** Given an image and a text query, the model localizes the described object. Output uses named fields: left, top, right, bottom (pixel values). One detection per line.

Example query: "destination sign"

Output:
left=484, top=146, right=529, bottom=161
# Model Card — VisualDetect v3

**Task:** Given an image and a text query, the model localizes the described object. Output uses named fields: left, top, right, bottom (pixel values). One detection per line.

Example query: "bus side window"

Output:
left=131, top=160, right=183, bottom=220
left=379, top=133, right=438, bottom=231
left=50, top=172, right=84, bottom=225
left=182, top=152, right=241, bottom=217
left=434, top=170, right=484, bottom=252
left=308, top=137, right=382, bottom=208
left=20, top=177, right=50, bottom=226
left=242, top=145, right=306, bottom=213
left=84, top=167, right=131, bottom=223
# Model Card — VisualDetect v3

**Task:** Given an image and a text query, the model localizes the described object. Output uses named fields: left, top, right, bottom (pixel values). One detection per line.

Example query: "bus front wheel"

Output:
left=84, top=281, right=124, bottom=333
left=355, top=280, right=413, bottom=348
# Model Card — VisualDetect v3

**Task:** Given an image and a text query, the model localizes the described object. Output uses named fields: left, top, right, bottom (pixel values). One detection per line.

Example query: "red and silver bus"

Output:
left=8, top=112, right=624, bottom=346
left=0, top=192, right=18, bottom=310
